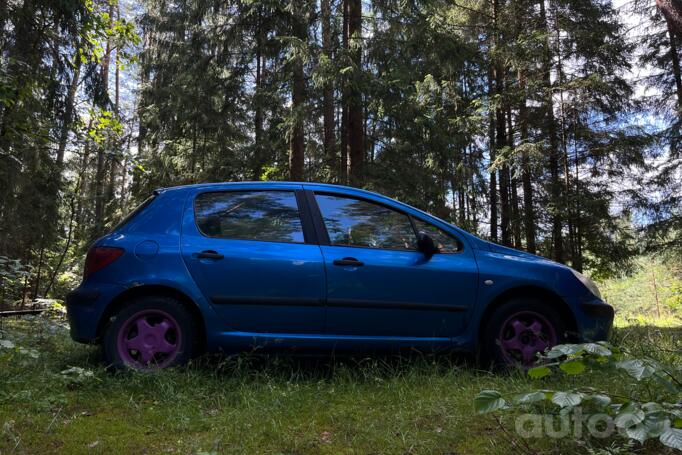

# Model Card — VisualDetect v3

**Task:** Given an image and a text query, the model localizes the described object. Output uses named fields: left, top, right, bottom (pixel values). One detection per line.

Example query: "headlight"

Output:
left=571, top=269, right=602, bottom=299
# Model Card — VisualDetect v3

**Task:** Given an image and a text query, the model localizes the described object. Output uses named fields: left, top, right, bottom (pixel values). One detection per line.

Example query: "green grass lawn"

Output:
left=0, top=312, right=680, bottom=454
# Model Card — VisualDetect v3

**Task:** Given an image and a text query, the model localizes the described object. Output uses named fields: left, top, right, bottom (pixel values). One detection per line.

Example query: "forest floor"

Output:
left=0, top=312, right=680, bottom=454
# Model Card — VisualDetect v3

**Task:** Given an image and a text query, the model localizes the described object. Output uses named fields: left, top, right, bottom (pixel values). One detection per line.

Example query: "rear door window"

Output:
left=194, top=191, right=304, bottom=243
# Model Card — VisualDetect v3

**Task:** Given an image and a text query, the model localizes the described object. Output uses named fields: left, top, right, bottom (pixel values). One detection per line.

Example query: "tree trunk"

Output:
left=492, top=0, right=509, bottom=243
left=667, top=21, right=682, bottom=110
left=289, top=1, right=305, bottom=181
left=137, top=28, right=150, bottom=167
left=347, top=0, right=363, bottom=185
left=518, top=70, right=536, bottom=253
left=56, top=56, right=81, bottom=167
left=572, top=111, right=583, bottom=272
left=340, top=0, right=349, bottom=183
left=657, top=0, right=682, bottom=36
left=321, top=0, right=336, bottom=178
left=507, top=107, right=522, bottom=248
left=497, top=101, right=510, bottom=245
left=94, top=0, right=115, bottom=232
left=554, top=13, right=576, bottom=266
left=488, top=68, right=498, bottom=242
left=253, top=8, right=265, bottom=180
left=106, top=12, right=121, bottom=209
left=540, top=0, right=563, bottom=262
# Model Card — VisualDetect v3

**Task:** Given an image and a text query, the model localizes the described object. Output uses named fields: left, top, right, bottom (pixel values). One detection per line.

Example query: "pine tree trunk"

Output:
left=488, top=68, right=498, bottom=242
left=56, top=56, right=81, bottom=167
left=136, top=29, right=150, bottom=169
left=253, top=8, right=264, bottom=180
left=507, top=107, right=522, bottom=248
left=94, top=0, right=115, bottom=232
left=289, top=1, right=305, bottom=181
left=518, top=70, right=536, bottom=253
left=540, top=0, right=563, bottom=262
left=657, top=0, right=682, bottom=35
left=340, top=0, right=349, bottom=183
left=321, top=0, right=336, bottom=178
left=493, top=0, right=509, bottom=243
left=106, top=10, right=121, bottom=209
left=667, top=22, right=682, bottom=110
left=554, top=14, right=575, bottom=265
left=347, top=0, right=363, bottom=185
left=572, top=112, right=583, bottom=272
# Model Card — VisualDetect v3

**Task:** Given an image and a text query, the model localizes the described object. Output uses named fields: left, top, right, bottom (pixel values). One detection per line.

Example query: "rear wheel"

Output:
left=481, top=298, right=566, bottom=368
left=103, top=296, right=199, bottom=370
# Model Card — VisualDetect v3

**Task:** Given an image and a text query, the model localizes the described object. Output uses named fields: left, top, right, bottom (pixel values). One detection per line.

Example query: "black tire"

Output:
left=102, top=296, right=200, bottom=370
left=480, top=298, right=567, bottom=368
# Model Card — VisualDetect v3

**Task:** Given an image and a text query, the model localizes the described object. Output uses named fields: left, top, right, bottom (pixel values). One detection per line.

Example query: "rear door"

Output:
left=181, top=186, right=326, bottom=334
left=308, top=190, right=478, bottom=338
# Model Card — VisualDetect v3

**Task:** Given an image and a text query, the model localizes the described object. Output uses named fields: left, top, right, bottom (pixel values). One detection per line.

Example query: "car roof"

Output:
left=157, top=181, right=379, bottom=197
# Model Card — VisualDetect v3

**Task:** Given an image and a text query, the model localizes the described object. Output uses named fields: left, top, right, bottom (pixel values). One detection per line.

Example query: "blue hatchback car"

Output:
left=66, top=182, right=613, bottom=370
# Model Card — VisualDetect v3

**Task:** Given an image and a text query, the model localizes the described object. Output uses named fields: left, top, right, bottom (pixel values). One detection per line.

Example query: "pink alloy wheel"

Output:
left=498, top=310, right=558, bottom=366
left=116, top=309, right=182, bottom=369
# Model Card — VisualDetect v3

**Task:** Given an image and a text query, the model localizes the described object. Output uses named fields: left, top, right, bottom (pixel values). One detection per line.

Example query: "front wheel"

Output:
left=103, top=296, right=199, bottom=370
left=481, top=299, right=566, bottom=368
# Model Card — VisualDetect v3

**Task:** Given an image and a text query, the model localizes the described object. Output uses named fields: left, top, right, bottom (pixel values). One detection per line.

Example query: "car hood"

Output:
left=484, top=241, right=565, bottom=266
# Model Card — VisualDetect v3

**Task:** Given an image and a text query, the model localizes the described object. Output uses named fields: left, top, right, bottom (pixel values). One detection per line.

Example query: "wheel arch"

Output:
left=97, top=284, right=207, bottom=350
left=477, top=285, right=578, bottom=345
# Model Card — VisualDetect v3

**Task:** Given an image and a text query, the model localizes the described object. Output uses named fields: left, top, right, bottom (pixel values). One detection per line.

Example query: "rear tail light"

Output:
left=84, top=247, right=124, bottom=280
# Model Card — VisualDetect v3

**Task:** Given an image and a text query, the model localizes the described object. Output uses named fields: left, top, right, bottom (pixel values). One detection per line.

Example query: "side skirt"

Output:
left=208, top=330, right=470, bottom=353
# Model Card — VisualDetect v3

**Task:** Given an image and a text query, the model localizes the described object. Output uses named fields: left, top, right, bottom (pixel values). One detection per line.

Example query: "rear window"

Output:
left=194, top=191, right=304, bottom=243
left=112, top=195, right=157, bottom=231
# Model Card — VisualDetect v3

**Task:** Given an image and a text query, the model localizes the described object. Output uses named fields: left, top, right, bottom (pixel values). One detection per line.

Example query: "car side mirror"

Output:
left=416, top=232, right=439, bottom=257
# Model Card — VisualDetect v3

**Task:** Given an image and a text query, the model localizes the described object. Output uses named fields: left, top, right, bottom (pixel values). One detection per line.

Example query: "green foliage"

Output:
left=0, top=0, right=680, bottom=303
left=0, top=257, right=31, bottom=304
left=1, top=312, right=680, bottom=453
left=598, top=256, right=682, bottom=323
left=475, top=341, right=682, bottom=451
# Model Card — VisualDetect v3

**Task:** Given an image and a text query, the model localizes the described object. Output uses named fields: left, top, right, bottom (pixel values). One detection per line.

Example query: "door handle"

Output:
left=196, top=250, right=224, bottom=260
left=333, top=257, right=364, bottom=267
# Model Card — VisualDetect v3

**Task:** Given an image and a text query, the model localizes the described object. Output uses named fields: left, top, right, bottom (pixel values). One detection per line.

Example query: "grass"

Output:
left=0, top=311, right=680, bottom=454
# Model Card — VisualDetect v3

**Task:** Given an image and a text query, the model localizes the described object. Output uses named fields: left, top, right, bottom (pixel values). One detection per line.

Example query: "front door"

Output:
left=181, top=187, right=326, bottom=334
left=311, top=192, right=478, bottom=338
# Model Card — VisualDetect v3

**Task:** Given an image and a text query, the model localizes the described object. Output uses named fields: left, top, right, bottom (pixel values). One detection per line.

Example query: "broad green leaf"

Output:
left=474, top=390, right=507, bottom=414
left=545, top=344, right=584, bottom=359
left=583, top=343, right=612, bottom=356
left=551, top=392, right=582, bottom=408
left=625, top=422, right=649, bottom=443
left=642, top=402, right=663, bottom=413
left=643, top=416, right=670, bottom=438
left=528, top=366, right=551, bottom=378
left=660, top=428, right=682, bottom=451
left=616, top=360, right=656, bottom=380
left=615, top=404, right=645, bottom=429
left=559, top=360, right=586, bottom=375
left=585, top=394, right=611, bottom=408
left=514, top=391, right=547, bottom=404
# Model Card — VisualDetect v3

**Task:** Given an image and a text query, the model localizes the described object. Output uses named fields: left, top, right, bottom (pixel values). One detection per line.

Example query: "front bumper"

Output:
left=66, top=283, right=125, bottom=343
left=574, top=298, right=614, bottom=342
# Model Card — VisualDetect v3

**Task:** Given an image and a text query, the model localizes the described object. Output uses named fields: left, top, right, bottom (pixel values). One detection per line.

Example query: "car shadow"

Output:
left=68, top=324, right=681, bottom=379
left=189, top=347, right=480, bottom=380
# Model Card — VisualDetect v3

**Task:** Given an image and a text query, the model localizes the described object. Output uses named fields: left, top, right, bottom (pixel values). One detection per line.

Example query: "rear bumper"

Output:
left=66, top=283, right=124, bottom=343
